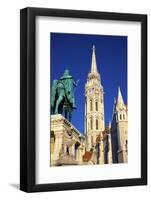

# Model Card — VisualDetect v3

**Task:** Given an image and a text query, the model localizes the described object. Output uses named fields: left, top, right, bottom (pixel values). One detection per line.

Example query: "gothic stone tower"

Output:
left=111, top=87, right=128, bottom=163
left=85, top=45, right=105, bottom=152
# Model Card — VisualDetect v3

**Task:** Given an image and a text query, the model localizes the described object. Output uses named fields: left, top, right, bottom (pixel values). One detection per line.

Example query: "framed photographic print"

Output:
left=20, top=7, right=147, bottom=192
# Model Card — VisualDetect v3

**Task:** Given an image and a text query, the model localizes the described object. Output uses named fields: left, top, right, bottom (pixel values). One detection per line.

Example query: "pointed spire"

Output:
left=117, top=87, right=124, bottom=105
left=90, top=45, right=98, bottom=74
left=112, top=97, right=117, bottom=117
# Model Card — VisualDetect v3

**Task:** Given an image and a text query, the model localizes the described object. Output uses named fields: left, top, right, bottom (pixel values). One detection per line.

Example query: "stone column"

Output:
left=87, top=133, right=92, bottom=151
left=75, top=147, right=79, bottom=161
left=53, top=133, right=63, bottom=161
left=108, top=134, right=112, bottom=164
left=78, top=147, right=84, bottom=163
left=99, top=139, right=104, bottom=164
left=64, top=145, right=67, bottom=154
left=70, top=144, right=75, bottom=157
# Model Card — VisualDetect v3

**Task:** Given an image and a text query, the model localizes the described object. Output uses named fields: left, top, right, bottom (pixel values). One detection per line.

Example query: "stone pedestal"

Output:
left=50, top=114, right=85, bottom=166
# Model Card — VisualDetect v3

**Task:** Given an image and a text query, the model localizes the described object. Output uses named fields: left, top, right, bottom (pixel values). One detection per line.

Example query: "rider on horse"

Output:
left=51, top=69, right=79, bottom=121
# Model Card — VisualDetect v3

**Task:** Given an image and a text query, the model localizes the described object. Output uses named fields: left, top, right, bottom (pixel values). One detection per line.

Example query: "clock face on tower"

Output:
left=119, top=103, right=123, bottom=110
left=89, top=88, right=95, bottom=96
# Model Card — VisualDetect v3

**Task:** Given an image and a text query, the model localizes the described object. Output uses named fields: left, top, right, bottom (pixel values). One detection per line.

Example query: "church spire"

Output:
left=90, top=45, right=98, bottom=74
left=117, top=87, right=124, bottom=105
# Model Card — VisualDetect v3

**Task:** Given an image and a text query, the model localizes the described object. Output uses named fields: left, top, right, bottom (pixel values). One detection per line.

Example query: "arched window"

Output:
left=90, top=117, right=93, bottom=130
left=123, top=114, right=125, bottom=120
left=116, top=114, right=118, bottom=121
left=91, top=136, right=93, bottom=145
left=90, top=100, right=93, bottom=111
left=120, top=114, right=122, bottom=120
left=66, top=146, right=69, bottom=155
left=95, top=101, right=98, bottom=111
left=125, top=140, right=128, bottom=152
left=96, top=119, right=98, bottom=130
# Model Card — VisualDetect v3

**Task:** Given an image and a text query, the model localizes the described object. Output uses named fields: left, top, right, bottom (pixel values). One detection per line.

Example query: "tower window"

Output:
left=123, top=114, right=125, bottom=120
left=66, top=146, right=69, bottom=155
left=120, top=114, right=122, bottom=120
left=90, top=100, right=93, bottom=111
left=125, top=140, right=128, bottom=152
left=96, top=101, right=98, bottom=111
left=96, top=119, right=98, bottom=130
left=90, top=118, right=93, bottom=130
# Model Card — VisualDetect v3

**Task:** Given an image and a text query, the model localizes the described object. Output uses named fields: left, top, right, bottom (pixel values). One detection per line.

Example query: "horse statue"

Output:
left=51, top=69, right=79, bottom=121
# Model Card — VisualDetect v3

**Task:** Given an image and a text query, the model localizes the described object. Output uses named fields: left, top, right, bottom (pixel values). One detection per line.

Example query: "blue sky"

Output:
left=50, top=33, right=127, bottom=134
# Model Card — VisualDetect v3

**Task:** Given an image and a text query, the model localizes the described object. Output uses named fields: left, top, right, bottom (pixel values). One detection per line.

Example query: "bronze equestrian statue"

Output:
left=51, top=69, right=79, bottom=121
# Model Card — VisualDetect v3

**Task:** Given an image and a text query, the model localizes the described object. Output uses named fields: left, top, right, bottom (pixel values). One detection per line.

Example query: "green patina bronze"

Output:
left=51, top=69, right=79, bottom=121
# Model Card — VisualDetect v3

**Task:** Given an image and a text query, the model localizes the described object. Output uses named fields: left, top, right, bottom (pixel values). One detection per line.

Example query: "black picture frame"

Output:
left=20, top=7, right=147, bottom=192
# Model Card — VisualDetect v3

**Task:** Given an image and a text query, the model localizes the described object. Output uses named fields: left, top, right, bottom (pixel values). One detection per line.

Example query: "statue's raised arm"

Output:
left=74, top=79, right=80, bottom=87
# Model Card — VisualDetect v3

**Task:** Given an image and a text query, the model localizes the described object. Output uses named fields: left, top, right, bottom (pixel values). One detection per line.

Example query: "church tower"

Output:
left=85, top=45, right=105, bottom=151
left=111, top=87, right=128, bottom=163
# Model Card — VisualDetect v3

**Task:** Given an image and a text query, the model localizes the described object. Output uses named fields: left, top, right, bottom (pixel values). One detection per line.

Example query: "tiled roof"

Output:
left=83, top=151, right=93, bottom=162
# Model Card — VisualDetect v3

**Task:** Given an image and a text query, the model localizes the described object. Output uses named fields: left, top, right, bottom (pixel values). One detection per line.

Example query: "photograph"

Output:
left=0, top=0, right=149, bottom=197
left=50, top=32, right=128, bottom=167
